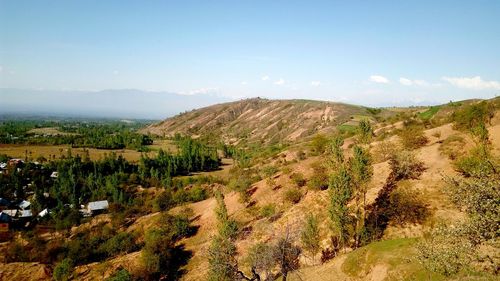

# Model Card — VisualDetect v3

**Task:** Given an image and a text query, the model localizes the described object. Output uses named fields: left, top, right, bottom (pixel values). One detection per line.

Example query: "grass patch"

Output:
left=419, top=106, right=440, bottom=120
left=337, top=124, right=357, bottom=133
left=342, top=238, right=445, bottom=281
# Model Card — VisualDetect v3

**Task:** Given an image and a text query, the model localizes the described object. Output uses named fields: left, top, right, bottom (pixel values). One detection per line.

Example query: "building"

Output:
left=87, top=200, right=109, bottom=215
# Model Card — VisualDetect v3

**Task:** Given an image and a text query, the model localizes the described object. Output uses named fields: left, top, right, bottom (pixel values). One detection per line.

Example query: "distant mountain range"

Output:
left=0, top=88, right=229, bottom=119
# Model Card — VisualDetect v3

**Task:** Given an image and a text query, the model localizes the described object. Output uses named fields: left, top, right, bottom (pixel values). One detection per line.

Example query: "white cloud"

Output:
left=261, top=75, right=269, bottom=81
left=0, top=66, right=3, bottom=72
left=442, top=76, right=500, bottom=90
left=241, top=81, right=248, bottom=85
left=311, top=81, right=321, bottom=87
left=112, top=70, right=119, bottom=75
left=399, top=77, right=429, bottom=86
left=399, top=77, right=413, bottom=86
left=274, top=78, right=285, bottom=85
left=185, top=87, right=219, bottom=96
left=369, top=75, right=389, bottom=84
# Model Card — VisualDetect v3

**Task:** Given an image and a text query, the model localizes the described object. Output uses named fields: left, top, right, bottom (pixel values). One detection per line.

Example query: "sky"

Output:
left=1, top=0, right=500, bottom=117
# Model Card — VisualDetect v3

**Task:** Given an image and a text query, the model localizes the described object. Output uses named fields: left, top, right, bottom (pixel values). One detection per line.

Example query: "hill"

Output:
left=142, top=98, right=379, bottom=144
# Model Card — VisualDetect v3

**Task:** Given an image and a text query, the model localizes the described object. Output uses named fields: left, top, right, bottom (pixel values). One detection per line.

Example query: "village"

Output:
left=0, top=158, right=109, bottom=240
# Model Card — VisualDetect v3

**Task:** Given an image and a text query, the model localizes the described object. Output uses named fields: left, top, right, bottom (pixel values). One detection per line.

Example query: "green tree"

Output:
left=328, top=165, right=353, bottom=250
left=357, top=120, right=373, bottom=144
left=301, top=214, right=321, bottom=263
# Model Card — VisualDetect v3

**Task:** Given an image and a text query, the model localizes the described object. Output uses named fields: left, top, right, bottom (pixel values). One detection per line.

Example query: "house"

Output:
left=0, top=162, right=7, bottom=169
left=50, top=171, right=58, bottom=178
left=19, top=210, right=32, bottom=218
left=18, top=200, right=31, bottom=210
left=87, top=200, right=109, bottom=215
left=2, top=209, right=17, bottom=217
left=38, top=208, right=49, bottom=218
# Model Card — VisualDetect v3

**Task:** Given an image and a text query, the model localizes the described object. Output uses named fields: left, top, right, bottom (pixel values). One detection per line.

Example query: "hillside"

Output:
left=142, top=98, right=378, bottom=144
left=1, top=98, right=498, bottom=281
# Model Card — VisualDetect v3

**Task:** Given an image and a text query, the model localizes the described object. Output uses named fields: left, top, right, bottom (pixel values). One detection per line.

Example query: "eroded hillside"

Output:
left=142, top=98, right=375, bottom=144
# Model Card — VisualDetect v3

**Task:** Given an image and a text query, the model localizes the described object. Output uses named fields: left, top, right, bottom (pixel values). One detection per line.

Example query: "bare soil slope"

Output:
left=142, top=98, right=371, bottom=144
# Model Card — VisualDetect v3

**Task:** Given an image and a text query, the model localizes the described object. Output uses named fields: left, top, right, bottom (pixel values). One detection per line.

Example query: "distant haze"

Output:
left=0, top=88, right=229, bottom=119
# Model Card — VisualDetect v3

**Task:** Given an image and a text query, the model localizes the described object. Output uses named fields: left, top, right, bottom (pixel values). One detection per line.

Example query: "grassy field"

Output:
left=27, top=127, right=76, bottom=136
left=0, top=139, right=174, bottom=163
left=419, top=106, right=441, bottom=120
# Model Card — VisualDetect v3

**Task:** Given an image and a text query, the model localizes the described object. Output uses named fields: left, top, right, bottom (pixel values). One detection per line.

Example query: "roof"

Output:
left=18, top=200, right=31, bottom=209
left=38, top=209, right=49, bottom=217
left=0, top=212, right=11, bottom=223
left=19, top=210, right=32, bottom=218
left=2, top=210, right=17, bottom=217
left=88, top=200, right=109, bottom=211
left=0, top=198, right=10, bottom=206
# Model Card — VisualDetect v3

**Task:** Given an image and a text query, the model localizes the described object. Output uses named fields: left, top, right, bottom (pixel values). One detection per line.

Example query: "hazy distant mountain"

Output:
left=0, top=88, right=229, bottom=119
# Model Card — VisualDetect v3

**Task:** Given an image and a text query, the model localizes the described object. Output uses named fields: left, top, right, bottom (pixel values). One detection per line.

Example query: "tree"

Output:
left=301, top=214, right=321, bottom=263
left=208, top=235, right=239, bottom=281
left=328, top=135, right=344, bottom=166
left=357, top=120, right=373, bottom=144
left=328, top=165, right=352, bottom=250
left=208, top=190, right=240, bottom=281
left=273, top=229, right=301, bottom=281
left=349, top=145, right=373, bottom=247
left=246, top=243, right=275, bottom=280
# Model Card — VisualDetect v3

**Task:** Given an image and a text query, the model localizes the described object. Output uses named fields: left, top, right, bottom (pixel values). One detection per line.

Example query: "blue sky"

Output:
left=1, top=0, right=500, bottom=112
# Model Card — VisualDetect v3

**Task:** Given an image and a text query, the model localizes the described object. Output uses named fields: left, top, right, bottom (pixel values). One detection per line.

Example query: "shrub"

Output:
left=454, top=145, right=498, bottom=178
left=357, top=120, right=374, bottom=144
left=389, top=151, right=425, bottom=180
left=284, top=188, right=302, bottom=204
left=290, top=172, right=306, bottom=187
left=439, top=135, right=466, bottom=160
left=296, top=150, right=306, bottom=160
left=53, top=258, right=74, bottom=281
left=399, top=125, right=428, bottom=149
left=154, top=190, right=173, bottom=211
left=452, top=101, right=495, bottom=131
left=373, top=140, right=398, bottom=163
left=310, top=134, right=329, bottom=155
left=98, top=232, right=138, bottom=257
left=308, top=162, right=328, bottom=190
left=386, top=186, right=430, bottom=225
left=260, top=203, right=276, bottom=218
left=106, top=269, right=132, bottom=281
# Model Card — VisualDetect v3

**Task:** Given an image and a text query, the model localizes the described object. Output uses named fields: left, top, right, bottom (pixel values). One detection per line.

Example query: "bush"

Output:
left=452, top=101, right=495, bottom=131
left=439, top=135, right=466, bottom=160
left=98, top=232, right=138, bottom=257
left=154, top=190, right=173, bottom=211
left=310, top=134, right=329, bottom=155
left=106, top=269, right=132, bottom=281
left=53, top=258, right=74, bottom=281
left=373, top=140, right=398, bottom=163
left=386, top=186, right=430, bottom=225
left=284, top=188, right=302, bottom=204
left=307, top=162, right=328, bottom=190
left=290, top=172, right=306, bottom=187
left=399, top=125, right=428, bottom=149
left=454, top=145, right=499, bottom=178
left=260, top=203, right=277, bottom=218
left=389, top=151, right=425, bottom=180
